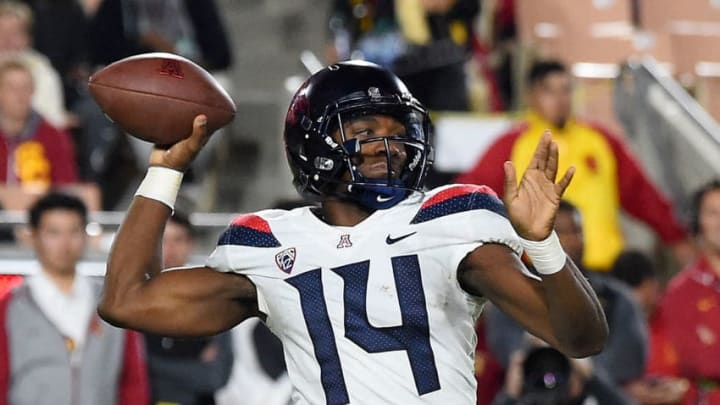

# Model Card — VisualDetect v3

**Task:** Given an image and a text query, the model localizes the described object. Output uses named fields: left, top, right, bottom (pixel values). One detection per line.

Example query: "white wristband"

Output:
left=520, top=231, right=567, bottom=275
left=134, top=166, right=184, bottom=210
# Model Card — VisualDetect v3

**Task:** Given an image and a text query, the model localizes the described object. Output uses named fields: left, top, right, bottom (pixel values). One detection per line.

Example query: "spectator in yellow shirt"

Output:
left=457, top=60, right=691, bottom=271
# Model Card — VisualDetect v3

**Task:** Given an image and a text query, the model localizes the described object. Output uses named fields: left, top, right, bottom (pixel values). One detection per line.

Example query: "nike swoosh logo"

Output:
left=386, top=231, right=417, bottom=245
left=376, top=195, right=395, bottom=203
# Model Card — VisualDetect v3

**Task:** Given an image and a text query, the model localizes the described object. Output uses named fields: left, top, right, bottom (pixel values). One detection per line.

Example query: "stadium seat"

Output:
left=639, top=0, right=720, bottom=31
left=515, top=0, right=635, bottom=64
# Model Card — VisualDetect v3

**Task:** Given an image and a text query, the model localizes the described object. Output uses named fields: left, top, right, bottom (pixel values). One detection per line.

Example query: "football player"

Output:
left=99, top=61, right=608, bottom=405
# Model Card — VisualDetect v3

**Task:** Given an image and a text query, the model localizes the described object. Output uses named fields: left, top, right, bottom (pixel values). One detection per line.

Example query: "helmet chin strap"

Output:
left=348, top=178, right=408, bottom=209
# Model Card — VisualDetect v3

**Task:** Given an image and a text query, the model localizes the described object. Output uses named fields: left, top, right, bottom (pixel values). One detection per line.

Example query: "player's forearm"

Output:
left=540, top=260, right=608, bottom=358
left=99, top=197, right=169, bottom=323
left=517, top=231, right=608, bottom=357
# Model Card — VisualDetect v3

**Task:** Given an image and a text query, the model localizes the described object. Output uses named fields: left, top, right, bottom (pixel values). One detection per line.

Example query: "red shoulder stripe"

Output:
left=422, top=185, right=498, bottom=209
left=231, top=214, right=272, bottom=233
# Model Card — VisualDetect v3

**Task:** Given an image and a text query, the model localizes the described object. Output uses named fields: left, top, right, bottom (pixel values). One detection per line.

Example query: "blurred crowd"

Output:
left=1, top=0, right=720, bottom=404
left=0, top=0, right=232, bottom=214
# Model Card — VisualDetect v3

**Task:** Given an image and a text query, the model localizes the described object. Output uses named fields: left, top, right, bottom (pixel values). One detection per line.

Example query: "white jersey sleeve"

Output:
left=206, top=209, right=289, bottom=315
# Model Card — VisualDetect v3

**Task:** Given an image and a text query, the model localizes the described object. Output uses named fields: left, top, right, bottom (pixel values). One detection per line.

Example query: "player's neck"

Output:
left=320, top=199, right=375, bottom=227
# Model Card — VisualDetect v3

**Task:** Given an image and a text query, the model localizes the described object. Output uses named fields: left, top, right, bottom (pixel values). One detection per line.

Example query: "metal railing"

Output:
left=615, top=57, right=720, bottom=215
left=0, top=211, right=238, bottom=276
left=0, top=210, right=238, bottom=227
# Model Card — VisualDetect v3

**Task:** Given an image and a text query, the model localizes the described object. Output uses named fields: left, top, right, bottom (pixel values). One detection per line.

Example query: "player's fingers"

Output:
left=503, top=161, right=518, bottom=201
left=189, top=115, right=209, bottom=145
left=151, top=115, right=208, bottom=170
left=556, top=165, right=575, bottom=196
left=545, top=140, right=559, bottom=182
left=531, top=131, right=551, bottom=171
left=182, top=115, right=209, bottom=155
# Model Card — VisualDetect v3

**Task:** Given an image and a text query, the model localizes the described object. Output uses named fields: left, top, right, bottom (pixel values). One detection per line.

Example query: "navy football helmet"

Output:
left=283, top=61, right=433, bottom=209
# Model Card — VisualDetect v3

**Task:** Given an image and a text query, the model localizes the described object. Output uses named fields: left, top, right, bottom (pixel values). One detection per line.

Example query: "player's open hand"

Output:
left=148, top=115, right=211, bottom=171
left=503, top=131, right=575, bottom=241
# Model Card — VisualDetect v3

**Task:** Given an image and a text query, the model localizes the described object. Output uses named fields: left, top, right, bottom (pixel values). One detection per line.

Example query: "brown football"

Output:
left=88, top=52, right=236, bottom=145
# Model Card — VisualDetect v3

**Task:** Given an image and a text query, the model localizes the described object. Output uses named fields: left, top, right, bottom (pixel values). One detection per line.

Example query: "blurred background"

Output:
left=2, top=1, right=720, bottom=404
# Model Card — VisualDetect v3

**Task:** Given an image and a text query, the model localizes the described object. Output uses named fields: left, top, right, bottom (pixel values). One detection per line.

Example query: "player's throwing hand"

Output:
left=502, top=130, right=575, bottom=241
left=148, top=115, right=212, bottom=171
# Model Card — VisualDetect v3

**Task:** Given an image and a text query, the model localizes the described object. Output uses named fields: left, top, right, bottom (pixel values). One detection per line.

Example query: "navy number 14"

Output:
left=286, top=255, right=440, bottom=405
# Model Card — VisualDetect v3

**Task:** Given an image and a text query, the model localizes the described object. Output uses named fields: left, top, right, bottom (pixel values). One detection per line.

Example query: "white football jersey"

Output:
left=207, top=184, right=526, bottom=405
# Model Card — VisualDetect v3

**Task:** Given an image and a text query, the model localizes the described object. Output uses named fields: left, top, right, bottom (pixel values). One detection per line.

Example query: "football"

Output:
left=88, top=52, right=236, bottom=145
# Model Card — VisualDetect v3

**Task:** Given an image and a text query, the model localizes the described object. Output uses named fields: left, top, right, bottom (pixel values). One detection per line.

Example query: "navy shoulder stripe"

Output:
left=411, top=185, right=507, bottom=224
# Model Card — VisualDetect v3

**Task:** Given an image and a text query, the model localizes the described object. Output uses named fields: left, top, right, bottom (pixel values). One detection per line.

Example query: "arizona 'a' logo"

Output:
left=275, top=248, right=296, bottom=273
left=337, top=234, right=353, bottom=249
left=159, top=59, right=184, bottom=79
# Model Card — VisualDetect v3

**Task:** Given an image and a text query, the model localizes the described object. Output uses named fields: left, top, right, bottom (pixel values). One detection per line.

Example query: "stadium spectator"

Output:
left=0, top=60, right=77, bottom=191
left=486, top=201, right=647, bottom=385
left=456, top=59, right=692, bottom=272
left=144, top=211, right=234, bottom=405
left=0, top=59, right=101, bottom=243
left=492, top=345, right=631, bottom=405
left=0, top=1, right=66, bottom=129
left=611, top=250, right=690, bottom=405
left=661, top=179, right=720, bottom=404
left=327, top=0, right=479, bottom=111
left=0, top=192, right=149, bottom=405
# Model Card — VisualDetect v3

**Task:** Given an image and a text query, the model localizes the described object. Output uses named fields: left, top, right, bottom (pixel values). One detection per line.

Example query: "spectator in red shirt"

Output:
left=611, top=250, right=690, bottom=404
left=0, top=59, right=84, bottom=243
left=0, top=59, right=77, bottom=190
left=662, top=179, right=720, bottom=404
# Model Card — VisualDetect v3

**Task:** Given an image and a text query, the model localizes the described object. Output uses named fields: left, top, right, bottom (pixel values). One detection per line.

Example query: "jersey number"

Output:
left=286, top=255, right=440, bottom=405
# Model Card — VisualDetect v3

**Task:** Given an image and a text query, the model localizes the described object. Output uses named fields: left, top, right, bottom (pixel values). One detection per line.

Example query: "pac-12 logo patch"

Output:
left=275, top=248, right=297, bottom=273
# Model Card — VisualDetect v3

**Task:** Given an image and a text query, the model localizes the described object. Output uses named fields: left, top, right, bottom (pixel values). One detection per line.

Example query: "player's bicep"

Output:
left=457, top=243, right=559, bottom=346
left=118, top=266, right=259, bottom=337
